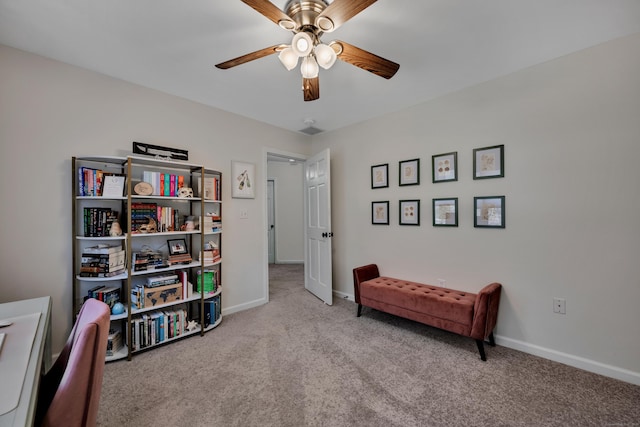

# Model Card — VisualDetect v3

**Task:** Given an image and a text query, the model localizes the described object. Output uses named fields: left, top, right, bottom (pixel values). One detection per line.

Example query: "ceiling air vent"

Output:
left=299, top=126, right=324, bottom=135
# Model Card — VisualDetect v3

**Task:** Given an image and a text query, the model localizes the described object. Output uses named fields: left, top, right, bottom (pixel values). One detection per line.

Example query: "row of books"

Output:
left=198, top=177, right=221, bottom=201
left=204, top=295, right=222, bottom=327
left=107, top=329, right=123, bottom=356
left=86, top=285, right=121, bottom=308
left=83, top=207, right=119, bottom=237
left=78, top=167, right=122, bottom=197
left=132, top=250, right=166, bottom=271
left=142, top=171, right=185, bottom=197
left=130, top=308, right=190, bottom=350
left=80, top=249, right=126, bottom=277
left=129, top=202, right=181, bottom=233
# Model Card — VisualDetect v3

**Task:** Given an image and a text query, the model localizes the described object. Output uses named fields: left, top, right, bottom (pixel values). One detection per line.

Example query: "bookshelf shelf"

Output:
left=72, top=156, right=223, bottom=362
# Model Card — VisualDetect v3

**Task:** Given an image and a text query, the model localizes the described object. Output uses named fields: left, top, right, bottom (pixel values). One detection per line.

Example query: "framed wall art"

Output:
left=231, top=160, right=255, bottom=198
left=432, top=152, right=457, bottom=183
left=432, top=198, right=458, bottom=227
left=473, top=144, right=504, bottom=179
left=399, top=200, right=420, bottom=225
left=474, top=196, right=505, bottom=228
left=371, top=163, right=389, bottom=189
left=372, top=201, right=389, bottom=225
left=399, top=159, right=420, bottom=186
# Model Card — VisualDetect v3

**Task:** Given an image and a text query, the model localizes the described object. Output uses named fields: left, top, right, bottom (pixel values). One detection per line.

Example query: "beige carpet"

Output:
left=97, top=264, right=640, bottom=426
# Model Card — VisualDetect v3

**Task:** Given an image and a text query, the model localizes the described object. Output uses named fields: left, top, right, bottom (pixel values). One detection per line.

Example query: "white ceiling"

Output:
left=2, top=0, right=640, bottom=134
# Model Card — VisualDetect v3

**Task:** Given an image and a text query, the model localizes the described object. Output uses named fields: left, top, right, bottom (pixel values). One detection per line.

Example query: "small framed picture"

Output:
left=372, top=201, right=389, bottom=225
left=399, top=159, right=420, bottom=186
left=433, top=198, right=458, bottom=227
left=432, top=152, right=457, bottom=183
left=473, top=145, right=504, bottom=179
left=371, top=163, right=389, bottom=189
left=474, top=196, right=505, bottom=228
left=399, top=200, right=420, bottom=226
left=101, top=175, right=126, bottom=197
left=231, top=160, right=255, bottom=198
left=167, top=238, right=188, bottom=255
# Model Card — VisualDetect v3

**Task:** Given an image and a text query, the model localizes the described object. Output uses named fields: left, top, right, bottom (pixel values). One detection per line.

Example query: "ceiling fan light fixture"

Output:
left=278, top=47, right=298, bottom=70
left=300, top=56, right=319, bottom=78
left=291, top=32, right=314, bottom=57
left=314, top=43, right=337, bottom=69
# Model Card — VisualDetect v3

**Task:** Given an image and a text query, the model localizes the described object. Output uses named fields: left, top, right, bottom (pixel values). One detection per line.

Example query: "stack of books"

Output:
left=83, top=208, right=119, bottom=237
left=106, top=329, right=123, bottom=356
left=80, top=245, right=125, bottom=277
left=201, top=213, right=222, bottom=233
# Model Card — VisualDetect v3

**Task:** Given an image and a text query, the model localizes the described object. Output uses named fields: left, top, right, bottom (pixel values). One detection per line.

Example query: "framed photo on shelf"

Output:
left=231, top=160, right=255, bottom=199
left=371, top=201, right=389, bottom=225
left=399, top=200, right=420, bottom=226
left=101, top=175, right=126, bottom=197
left=399, top=159, right=420, bottom=186
left=433, top=198, right=458, bottom=227
left=474, top=196, right=505, bottom=228
left=371, top=163, right=389, bottom=189
left=167, top=238, right=188, bottom=255
left=432, top=152, right=457, bottom=183
left=473, top=144, right=504, bottom=179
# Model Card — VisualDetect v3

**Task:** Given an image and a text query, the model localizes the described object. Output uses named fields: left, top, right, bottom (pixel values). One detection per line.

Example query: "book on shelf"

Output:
left=82, top=244, right=123, bottom=254
left=81, top=249, right=125, bottom=269
left=131, top=308, right=189, bottom=350
left=141, top=171, right=186, bottom=197
left=199, top=177, right=220, bottom=200
left=106, top=329, right=123, bottom=356
left=86, top=286, right=120, bottom=307
left=83, top=208, right=119, bottom=237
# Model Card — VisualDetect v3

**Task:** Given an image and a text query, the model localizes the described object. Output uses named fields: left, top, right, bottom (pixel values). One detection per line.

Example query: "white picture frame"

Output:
left=231, top=161, right=255, bottom=199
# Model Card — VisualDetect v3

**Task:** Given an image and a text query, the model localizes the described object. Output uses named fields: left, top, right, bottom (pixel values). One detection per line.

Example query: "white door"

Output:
left=304, top=149, right=332, bottom=305
left=267, top=180, right=276, bottom=264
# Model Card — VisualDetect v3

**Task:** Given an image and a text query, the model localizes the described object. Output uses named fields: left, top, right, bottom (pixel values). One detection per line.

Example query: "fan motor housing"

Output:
left=284, top=0, right=328, bottom=29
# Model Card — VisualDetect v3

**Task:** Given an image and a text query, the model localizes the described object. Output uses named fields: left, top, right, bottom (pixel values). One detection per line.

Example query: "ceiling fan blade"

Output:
left=215, top=45, right=281, bottom=69
left=315, top=0, right=377, bottom=32
left=331, top=40, right=399, bottom=79
left=303, top=77, right=320, bottom=102
left=241, top=0, right=296, bottom=29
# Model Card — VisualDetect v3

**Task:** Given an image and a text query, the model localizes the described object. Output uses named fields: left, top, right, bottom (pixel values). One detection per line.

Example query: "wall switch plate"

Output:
left=438, top=279, right=446, bottom=287
left=553, top=297, right=566, bottom=314
left=239, top=209, right=248, bottom=219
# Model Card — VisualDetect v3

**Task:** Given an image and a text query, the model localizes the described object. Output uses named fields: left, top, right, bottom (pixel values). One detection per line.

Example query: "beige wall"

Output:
left=0, top=44, right=310, bottom=353
left=312, top=33, right=640, bottom=384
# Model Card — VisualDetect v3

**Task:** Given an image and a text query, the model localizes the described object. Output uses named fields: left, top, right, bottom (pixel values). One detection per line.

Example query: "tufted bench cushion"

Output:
left=360, top=277, right=476, bottom=335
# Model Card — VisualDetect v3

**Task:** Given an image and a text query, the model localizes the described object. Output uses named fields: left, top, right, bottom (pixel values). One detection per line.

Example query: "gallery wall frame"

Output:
left=371, top=163, right=389, bottom=189
left=231, top=160, right=255, bottom=198
left=399, top=199, right=420, bottom=225
left=473, top=145, right=504, bottom=179
left=474, top=196, right=505, bottom=228
left=432, top=152, right=458, bottom=183
left=399, top=158, right=420, bottom=186
left=432, top=198, right=458, bottom=227
left=372, top=201, right=389, bottom=225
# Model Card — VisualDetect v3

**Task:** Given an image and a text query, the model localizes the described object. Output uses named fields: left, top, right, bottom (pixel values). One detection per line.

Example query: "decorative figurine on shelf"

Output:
left=186, top=320, right=198, bottom=332
left=181, top=216, right=196, bottom=232
left=109, top=221, right=123, bottom=237
left=111, top=302, right=125, bottom=315
left=138, top=217, right=157, bottom=233
left=177, top=187, right=193, bottom=198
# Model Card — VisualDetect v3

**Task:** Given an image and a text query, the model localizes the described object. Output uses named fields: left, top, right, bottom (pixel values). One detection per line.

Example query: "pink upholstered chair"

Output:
left=36, top=298, right=110, bottom=427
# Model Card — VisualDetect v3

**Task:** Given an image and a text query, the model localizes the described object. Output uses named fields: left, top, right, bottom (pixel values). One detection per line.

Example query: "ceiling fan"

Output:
left=215, top=0, right=400, bottom=101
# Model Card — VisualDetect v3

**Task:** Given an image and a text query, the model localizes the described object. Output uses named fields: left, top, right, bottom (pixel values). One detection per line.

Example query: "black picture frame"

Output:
left=474, top=196, right=505, bottom=228
left=433, top=198, right=458, bottom=227
left=371, top=201, right=389, bottom=225
left=167, top=238, right=188, bottom=255
left=399, top=199, right=420, bottom=226
left=432, top=152, right=458, bottom=183
left=473, top=145, right=504, bottom=179
left=399, top=159, right=420, bottom=186
left=371, top=163, right=389, bottom=189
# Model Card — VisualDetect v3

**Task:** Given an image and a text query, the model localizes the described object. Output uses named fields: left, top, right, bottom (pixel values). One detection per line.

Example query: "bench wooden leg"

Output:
left=357, top=304, right=362, bottom=317
left=475, top=340, right=487, bottom=361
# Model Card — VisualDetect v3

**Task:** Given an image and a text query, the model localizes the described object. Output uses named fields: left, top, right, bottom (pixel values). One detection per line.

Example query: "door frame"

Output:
left=262, top=147, right=308, bottom=303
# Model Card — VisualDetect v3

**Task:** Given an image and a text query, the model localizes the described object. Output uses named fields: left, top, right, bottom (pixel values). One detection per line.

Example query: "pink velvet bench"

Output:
left=353, top=264, right=502, bottom=361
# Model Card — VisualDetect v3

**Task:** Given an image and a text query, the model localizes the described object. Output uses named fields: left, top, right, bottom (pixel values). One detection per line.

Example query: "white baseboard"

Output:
left=495, top=335, right=640, bottom=386
left=223, top=297, right=267, bottom=316
left=334, top=290, right=355, bottom=302
left=273, top=260, right=303, bottom=264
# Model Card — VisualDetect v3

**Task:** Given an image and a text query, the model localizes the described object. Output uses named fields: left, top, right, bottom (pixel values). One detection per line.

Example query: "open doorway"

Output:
left=264, top=150, right=307, bottom=302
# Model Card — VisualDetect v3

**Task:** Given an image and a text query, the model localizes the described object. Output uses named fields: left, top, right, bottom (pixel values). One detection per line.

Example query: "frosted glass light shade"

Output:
left=300, top=56, right=319, bottom=78
left=291, top=32, right=313, bottom=57
left=314, top=43, right=337, bottom=69
left=278, top=47, right=298, bottom=70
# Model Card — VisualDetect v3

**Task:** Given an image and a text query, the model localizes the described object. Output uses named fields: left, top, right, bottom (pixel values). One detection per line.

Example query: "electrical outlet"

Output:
left=553, top=297, right=566, bottom=314
left=438, top=279, right=446, bottom=288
